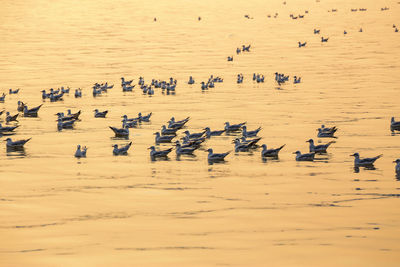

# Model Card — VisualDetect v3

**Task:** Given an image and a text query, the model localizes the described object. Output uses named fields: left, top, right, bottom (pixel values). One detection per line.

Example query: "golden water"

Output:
left=1, top=0, right=400, bottom=266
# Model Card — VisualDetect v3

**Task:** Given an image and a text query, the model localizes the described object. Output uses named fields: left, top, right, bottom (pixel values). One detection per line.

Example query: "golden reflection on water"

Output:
left=0, top=0, right=400, bottom=266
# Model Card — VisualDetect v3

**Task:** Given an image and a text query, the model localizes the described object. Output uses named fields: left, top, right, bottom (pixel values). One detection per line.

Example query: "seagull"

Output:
left=17, top=101, right=26, bottom=112
left=94, top=109, right=108, bottom=118
left=393, top=159, right=400, bottom=174
left=138, top=112, right=152, bottom=122
left=56, top=112, right=76, bottom=121
left=74, top=145, right=87, bottom=158
left=175, top=143, right=198, bottom=155
left=149, top=146, right=172, bottom=158
left=113, top=142, right=132, bottom=155
left=183, top=130, right=206, bottom=139
left=294, top=151, right=315, bottom=161
left=74, top=88, right=82, bottom=98
left=242, top=126, right=261, bottom=137
left=233, top=139, right=253, bottom=152
left=204, top=127, right=225, bottom=138
left=307, top=139, right=334, bottom=153
left=0, top=93, right=6, bottom=102
left=154, top=132, right=175, bottom=143
left=168, top=117, right=189, bottom=129
left=49, top=92, right=64, bottom=102
left=239, top=136, right=262, bottom=148
left=67, top=109, right=81, bottom=120
left=351, top=153, right=382, bottom=167
left=122, top=119, right=138, bottom=128
left=61, top=87, right=70, bottom=94
left=319, top=124, right=337, bottom=133
left=321, top=37, right=329, bottom=42
left=161, top=125, right=179, bottom=136
left=317, top=127, right=337, bottom=138
left=9, top=88, right=19, bottom=94
left=207, top=148, right=230, bottom=162
left=0, top=123, right=19, bottom=132
left=188, top=76, right=195, bottom=84
left=261, top=144, right=285, bottom=157
left=298, top=41, right=307, bottom=47
left=225, top=122, right=246, bottom=132
left=314, top=29, right=320, bottom=34
left=344, top=30, right=347, bottom=35
left=57, top=118, right=76, bottom=130
left=6, top=112, right=18, bottom=123
left=5, top=137, right=31, bottom=148
left=23, top=104, right=42, bottom=117
left=109, top=126, right=129, bottom=137
left=227, top=56, right=233, bottom=61
left=121, top=77, right=133, bottom=86
left=390, top=117, right=400, bottom=131
left=175, top=140, right=201, bottom=150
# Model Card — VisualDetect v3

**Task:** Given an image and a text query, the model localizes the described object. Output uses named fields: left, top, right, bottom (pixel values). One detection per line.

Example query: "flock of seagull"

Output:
left=1, top=79, right=400, bottom=174
left=0, top=3, right=399, bottom=175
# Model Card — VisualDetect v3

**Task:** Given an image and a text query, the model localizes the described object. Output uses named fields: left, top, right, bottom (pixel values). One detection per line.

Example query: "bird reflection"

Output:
left=353, top=165, right=376, bottom=173
left=6, top=146, right=27, bottom=157
left=262, top=156, right=280, bottom=163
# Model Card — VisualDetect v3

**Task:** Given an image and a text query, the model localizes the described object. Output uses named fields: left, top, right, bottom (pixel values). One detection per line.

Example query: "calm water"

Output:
left=1, top=0, right=400, bottom=266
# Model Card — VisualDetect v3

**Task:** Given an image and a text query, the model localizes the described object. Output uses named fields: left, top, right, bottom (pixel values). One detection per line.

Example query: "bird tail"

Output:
left=278, top=144, right=286, bottom=150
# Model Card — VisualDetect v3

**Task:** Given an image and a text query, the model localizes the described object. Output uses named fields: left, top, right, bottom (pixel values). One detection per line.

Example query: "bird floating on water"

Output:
left=351, top=153, right=381, bottom=167
left=6, top=112, right=18, bottom=123
left=188, top=76, right=195, bottom=84
left=149, top=146, right=172, bottom=159
left=261, top=144, right=285, bottom=157
left=391, top=117, right=400, bottom=131
left=5, top=137, right=31, bottom=148
left=113, top=142, right=132, bottom=155
left=74, top=88, right=82, bottom=98
left=94, top=109, right=108, bottom=118
left=110, top=126, right=129, bottom=137
left=317, top=125, right=337, bottom=138
left=307, top=139, right=334, bottom=153
left=75, top=145, right=87, bottom=158
left=321, top=37, right=329, bottom=42
left=207, top=148, right=230, bottom=162
left=154, top=132, right=175, bottom=143
left=138, top=112, right=152, bottom=122
left=184, top=130, right=206, bottom=140
left=175, top=143, right=198, bottom=156
left=57, top=118, right=76, bottom=130
left=0, top=123, right=19, bottom=132
left=161, top=125, right=178, bottom=136
left=9, top=88, right=19, bottom=94
left=298, top=41, right=307, bottom=47
left=204, top=127, right=225, bottom=138
left=225, top=122, right=246, bottom=132
left=242, top=126, right=261, bottom=138
left=23, top=104, right=42, bottom=117
left=294, top=151, right=315, bottom=161
left=393, top=159, right=400, bottom=174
